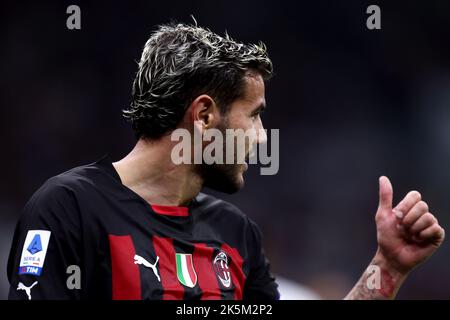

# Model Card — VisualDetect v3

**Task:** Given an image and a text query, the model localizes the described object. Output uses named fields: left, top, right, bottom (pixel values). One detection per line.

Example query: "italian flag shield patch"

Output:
left=175, top=253, right=197, bottom=288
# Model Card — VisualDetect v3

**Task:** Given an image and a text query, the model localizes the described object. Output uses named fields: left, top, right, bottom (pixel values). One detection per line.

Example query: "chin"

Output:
left=200, top=164, right=245, bottom=194
left=206, top=175, right=244, bottom=194
left=229, top=174, right=245, bottom=193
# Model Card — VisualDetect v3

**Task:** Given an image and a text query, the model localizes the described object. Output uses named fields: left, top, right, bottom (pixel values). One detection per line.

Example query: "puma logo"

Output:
left=17, top=281, right=38, bottom=300
left=134, top=254, right=160, bottom=282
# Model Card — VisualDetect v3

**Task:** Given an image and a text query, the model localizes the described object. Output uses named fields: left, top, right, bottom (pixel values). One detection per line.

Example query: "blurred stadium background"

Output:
left=1, top=0, right=450, bottom=299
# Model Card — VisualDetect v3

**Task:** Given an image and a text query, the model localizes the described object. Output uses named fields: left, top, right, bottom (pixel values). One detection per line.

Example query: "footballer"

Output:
left=7, top=22, right=445, bottom=300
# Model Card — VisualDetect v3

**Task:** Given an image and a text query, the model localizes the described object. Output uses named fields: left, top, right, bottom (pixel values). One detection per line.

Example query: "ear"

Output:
left=189, top=94, right=218, bottom=130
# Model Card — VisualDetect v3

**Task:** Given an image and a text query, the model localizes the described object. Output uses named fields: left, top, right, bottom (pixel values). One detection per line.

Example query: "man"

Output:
left=8, top=22, right=445, bottom=300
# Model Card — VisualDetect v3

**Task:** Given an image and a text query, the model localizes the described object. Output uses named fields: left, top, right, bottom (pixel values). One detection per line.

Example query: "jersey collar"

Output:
left=96, top=154, right=192, bottom=217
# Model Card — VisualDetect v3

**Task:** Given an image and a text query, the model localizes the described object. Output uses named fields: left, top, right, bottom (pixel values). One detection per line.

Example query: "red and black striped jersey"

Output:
left=7, top=156, right=279, bottom=300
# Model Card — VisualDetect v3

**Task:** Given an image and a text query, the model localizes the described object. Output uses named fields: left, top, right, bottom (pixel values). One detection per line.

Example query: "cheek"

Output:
left=228, top=118, right=252, bottom=131
left=225, top=119, right=255, bottom=150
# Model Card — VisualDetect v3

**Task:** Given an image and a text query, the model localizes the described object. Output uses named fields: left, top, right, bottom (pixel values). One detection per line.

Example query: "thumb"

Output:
left=378, top=176, right=393, bottom=211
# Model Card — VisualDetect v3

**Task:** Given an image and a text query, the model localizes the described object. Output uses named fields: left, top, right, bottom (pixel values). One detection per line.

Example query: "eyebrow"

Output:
left=251, top=102, right=266, bottom=115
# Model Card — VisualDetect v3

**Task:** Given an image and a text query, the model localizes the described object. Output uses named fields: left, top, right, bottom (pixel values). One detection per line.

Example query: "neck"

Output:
left=112, top=138, right=202, bottom=207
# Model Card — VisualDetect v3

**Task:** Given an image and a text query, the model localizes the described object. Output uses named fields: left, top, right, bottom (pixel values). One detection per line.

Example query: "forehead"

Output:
left=241, top=72, right=265, bottom=102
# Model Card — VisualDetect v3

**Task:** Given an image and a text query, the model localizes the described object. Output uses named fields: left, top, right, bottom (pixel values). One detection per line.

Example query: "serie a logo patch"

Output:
left=18, top=230, right=51, bottom=276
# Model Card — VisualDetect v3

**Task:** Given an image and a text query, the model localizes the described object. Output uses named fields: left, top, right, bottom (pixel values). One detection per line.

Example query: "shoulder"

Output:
left=195, top=192, right=248, bottom=220
left=31, top=158, right=109, bottom=202
left=195, top=192, right=261, bottom=236
left=21, top=159, right=106, bottom=223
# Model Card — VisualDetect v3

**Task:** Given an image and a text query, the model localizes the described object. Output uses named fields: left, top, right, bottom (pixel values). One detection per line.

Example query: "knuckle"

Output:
left=430, top=224, right=441, bottom=233
left=418, top=201, right=429, bottom=212
left=432, top=215, right=438, bottom=224
left=424, top=213, right=435, bottom=224
left=410, top=190, right=422, bottom=201
left=402, top=217, right=413, bottom=227
left=375, top=212, right=382, bottom=223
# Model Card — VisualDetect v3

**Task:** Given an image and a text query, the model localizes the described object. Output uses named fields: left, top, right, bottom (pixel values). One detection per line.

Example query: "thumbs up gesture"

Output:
left=375, top=176, right=445, bottom=275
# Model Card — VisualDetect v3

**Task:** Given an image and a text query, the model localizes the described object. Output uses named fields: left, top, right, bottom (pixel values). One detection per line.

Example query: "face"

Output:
left=200, top=72, right=267, bottom=193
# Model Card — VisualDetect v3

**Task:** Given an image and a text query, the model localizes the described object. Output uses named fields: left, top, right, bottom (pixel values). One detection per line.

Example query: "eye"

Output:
left=250, top=104, right=265, bottom=121
left=251, top=110, right=263, bottom=120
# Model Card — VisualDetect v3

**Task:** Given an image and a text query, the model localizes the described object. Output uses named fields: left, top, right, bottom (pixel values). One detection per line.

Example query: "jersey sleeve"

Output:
left=243, top=217, right=280, bottom=300
left=7, top=177, right=82, bottom=300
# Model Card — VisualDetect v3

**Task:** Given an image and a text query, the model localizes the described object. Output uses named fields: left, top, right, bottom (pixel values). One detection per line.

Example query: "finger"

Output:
left=378, top=176, right=393, bottom=211
left=394, top=190, right=421, bottom=218
left=402, top=201, right=429, bottom=227
left=418, top=224, right=445, bottom=245
left=409, top=212, right=437, bottom=235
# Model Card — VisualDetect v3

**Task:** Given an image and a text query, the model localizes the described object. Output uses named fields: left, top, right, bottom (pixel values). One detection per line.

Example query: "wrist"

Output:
left=373, top=248, right=410, bottom=278
left=371, top=249, right=409, bottom=298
